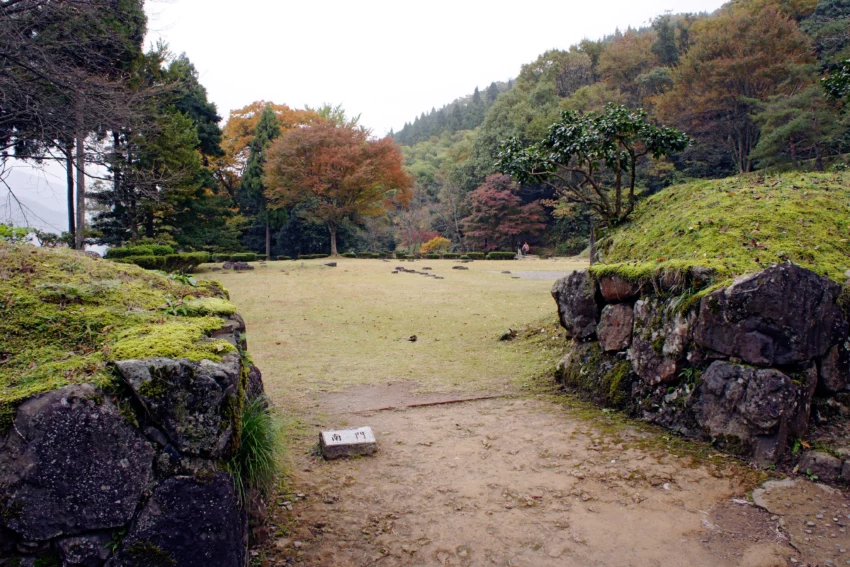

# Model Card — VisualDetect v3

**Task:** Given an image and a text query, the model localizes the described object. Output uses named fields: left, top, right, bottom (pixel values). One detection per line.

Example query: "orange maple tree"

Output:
left=214, top=101, right=321, bottom=196
left=263, top=123, right=413, bottom=256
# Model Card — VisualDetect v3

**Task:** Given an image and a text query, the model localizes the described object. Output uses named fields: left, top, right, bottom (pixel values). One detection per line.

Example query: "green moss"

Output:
left=606, top=361, right=633, bottom=407
left=111, top=318, right=235, bottom=362
left=594, top=172, right=850, bottom=283
left=560, top=343, right=636, bottom=410
left=651, top=336, right=666, bottom=355
left=33, top=554, right=61, bottom=567
left=182, top=297, right=238, bottom=317
left=0, top=243, right=239, bottom=423
left=124, top=541, right=177, bottom=567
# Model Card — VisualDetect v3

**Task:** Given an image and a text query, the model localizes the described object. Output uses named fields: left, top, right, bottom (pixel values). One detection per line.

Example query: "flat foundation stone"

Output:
left=320, top=427, right=377, bottom=460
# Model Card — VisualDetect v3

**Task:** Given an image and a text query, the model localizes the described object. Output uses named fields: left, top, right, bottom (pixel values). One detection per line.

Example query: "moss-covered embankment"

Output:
left=0, top=243, right=239, bottom=430
left=593, top=171, right=850, bottom=287
left=0, top=243, right=272, bottom=567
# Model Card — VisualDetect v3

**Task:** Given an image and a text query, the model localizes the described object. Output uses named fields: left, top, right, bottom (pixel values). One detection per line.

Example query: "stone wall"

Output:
left=553, top=264, right=848, bottom=465
left=0, top=314, right=266, bottom=567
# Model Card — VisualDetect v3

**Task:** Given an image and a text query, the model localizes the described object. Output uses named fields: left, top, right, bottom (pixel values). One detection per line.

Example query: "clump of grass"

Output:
left=226, top=396, right=281, bottom=505
left=596, top=171, right=850, bottom=283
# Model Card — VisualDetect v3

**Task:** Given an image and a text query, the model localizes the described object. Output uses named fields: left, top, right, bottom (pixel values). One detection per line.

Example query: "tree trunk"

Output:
left=74, top=128, right=85, bottom=250
left=589, top=217, right=597, bottom=267
left=65, top=143, right=75, bottom=241
left=265, top=220, right=271, bottom=260
left=815, top=143, right=824, bottom=172
left=790, top=137, right=798, bottom=168
left=328, top=223, right=338, bottom=256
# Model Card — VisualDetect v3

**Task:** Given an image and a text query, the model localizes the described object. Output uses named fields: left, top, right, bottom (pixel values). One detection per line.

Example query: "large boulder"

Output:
left=629, top=299, right=695, bottom=384
left=0, top=385, right=154, bottom=541
left=107, top=473, right=245, bottom=567
left=115, top=354, right=242, bottom=458
left=695, top=361, right=816, bottom=464
left=799, top=451, right=843, bottom=482
left=694, top=264, right=846, bottom=367
left=597, top=303, right=634, bottom=352
left=551, top=270, right=602, bottom=340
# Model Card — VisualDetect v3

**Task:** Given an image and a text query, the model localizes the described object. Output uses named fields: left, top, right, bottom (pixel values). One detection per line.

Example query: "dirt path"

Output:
left=261, top=385, right=793, bottom=567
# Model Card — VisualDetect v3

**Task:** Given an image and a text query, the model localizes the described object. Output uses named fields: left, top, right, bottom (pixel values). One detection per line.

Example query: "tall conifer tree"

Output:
left=239, top=105, right=283, bottom=259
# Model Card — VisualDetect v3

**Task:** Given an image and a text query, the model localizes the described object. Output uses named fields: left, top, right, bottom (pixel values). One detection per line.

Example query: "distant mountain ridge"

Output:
left=391, top=80, right=513, bottom=146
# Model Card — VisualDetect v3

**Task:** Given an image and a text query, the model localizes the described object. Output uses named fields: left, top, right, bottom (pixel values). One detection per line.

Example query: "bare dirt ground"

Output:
left=203, top=258, right=845, bottom=567
left=265, top=386, right=794, bottom=567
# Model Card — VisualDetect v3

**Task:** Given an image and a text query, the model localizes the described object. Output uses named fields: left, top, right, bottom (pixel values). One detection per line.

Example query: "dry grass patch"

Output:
left=198, top=257, right=585, bottom=407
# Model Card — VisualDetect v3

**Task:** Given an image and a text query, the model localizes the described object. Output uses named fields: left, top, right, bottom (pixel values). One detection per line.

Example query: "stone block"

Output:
left=800, top=451, right=843, bottom=481
left=598, top=303, right=634, bottom=352
left=320, top=427, right=377, bottom=460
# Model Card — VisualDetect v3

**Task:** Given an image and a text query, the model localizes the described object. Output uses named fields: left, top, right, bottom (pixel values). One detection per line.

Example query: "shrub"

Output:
left=297, top=254, right=330, bottom=260
left=275, top=256, right=292, bottom=261
left=357, top=252, right=378, bottom=259
left=460, top=255, right=470, bottom=259
left=106, top=244, right=175, bottom=259
left=149, top=244, right=175, bottom=256
left=486, top=251, right=517, bottom=260
left=442, top=253, right=460, bottom=259
left=106, top=246, right=153, bottom=259
left=225, top=396, right=279, bottom=505
left=230, top=253, right=257, bottom=262
left=425, top=254, right=440, bottom=260
left=119, top=255, right=165, bottom=270
left=420, top=236, right=452, bottom=254
left=212, top=253, right=233, bottom=262
left=342, top=252, right=357, bottom=258
left=163, top=252, right=210, bottom=273
left=556, top=237, right=588, bottom=257
left=466, top=252, right=485, bottom=260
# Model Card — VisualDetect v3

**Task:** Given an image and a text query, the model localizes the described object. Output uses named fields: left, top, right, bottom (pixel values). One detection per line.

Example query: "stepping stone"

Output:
left=320, top=427, right=377, bottom=460
left=324, top=262, right=337, bottom=267
left=423, top=267, right=432, bottom=270
left=453, top=266, right=469, bottom=270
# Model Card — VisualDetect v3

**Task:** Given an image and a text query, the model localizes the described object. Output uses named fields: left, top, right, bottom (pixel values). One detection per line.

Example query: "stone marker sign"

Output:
left=320, top=426, right=377, bottom=459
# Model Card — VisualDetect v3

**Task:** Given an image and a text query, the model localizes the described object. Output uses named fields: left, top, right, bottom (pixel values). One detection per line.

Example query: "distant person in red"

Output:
left=522, top=242, right=530, bottom=256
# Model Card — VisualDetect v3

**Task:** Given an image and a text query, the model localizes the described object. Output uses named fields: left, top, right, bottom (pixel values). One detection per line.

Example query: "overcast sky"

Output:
left=145, top=0, right=728, bottom=137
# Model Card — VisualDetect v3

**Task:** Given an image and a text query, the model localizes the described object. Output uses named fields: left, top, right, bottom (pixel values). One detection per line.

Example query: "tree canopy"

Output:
left=264, top=123, right=413, bottom=256
left=496, top=104, right=690, bottom=226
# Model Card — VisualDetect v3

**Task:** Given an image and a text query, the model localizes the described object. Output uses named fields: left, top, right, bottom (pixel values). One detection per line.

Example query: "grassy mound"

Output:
left=595, top=172, right=850, bottom=284
left=0, top=243, right=237, bottom=430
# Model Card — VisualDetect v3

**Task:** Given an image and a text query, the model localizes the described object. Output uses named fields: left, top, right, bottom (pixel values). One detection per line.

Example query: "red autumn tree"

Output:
left=263, top=123, right=413, bottom=256
left=462, top=175, right=546, bottom=252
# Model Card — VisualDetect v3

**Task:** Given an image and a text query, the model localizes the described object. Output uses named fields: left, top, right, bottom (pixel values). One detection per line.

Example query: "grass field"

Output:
left=198, top=257, right=585, bottom=407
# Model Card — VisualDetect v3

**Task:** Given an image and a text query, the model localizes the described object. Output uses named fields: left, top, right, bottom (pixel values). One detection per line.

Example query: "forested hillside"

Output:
left=3, top=0, right=849, bottom=261
left=392, top=0, right=850, bottom=257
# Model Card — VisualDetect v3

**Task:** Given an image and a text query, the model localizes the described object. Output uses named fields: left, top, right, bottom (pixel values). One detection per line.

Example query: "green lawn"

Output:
left=198, top=257, right=585, bottom=406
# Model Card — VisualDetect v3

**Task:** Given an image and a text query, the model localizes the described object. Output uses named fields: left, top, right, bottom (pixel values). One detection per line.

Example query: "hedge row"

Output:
left=486, top=251, right=517, bottom=260
left=212, top=252, right=258, bottom=262
left=116, top=252, right=210, bottom=273
left=105, top=244, right=174, bottom=259
left=298, top=254, right=330, bottom=260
